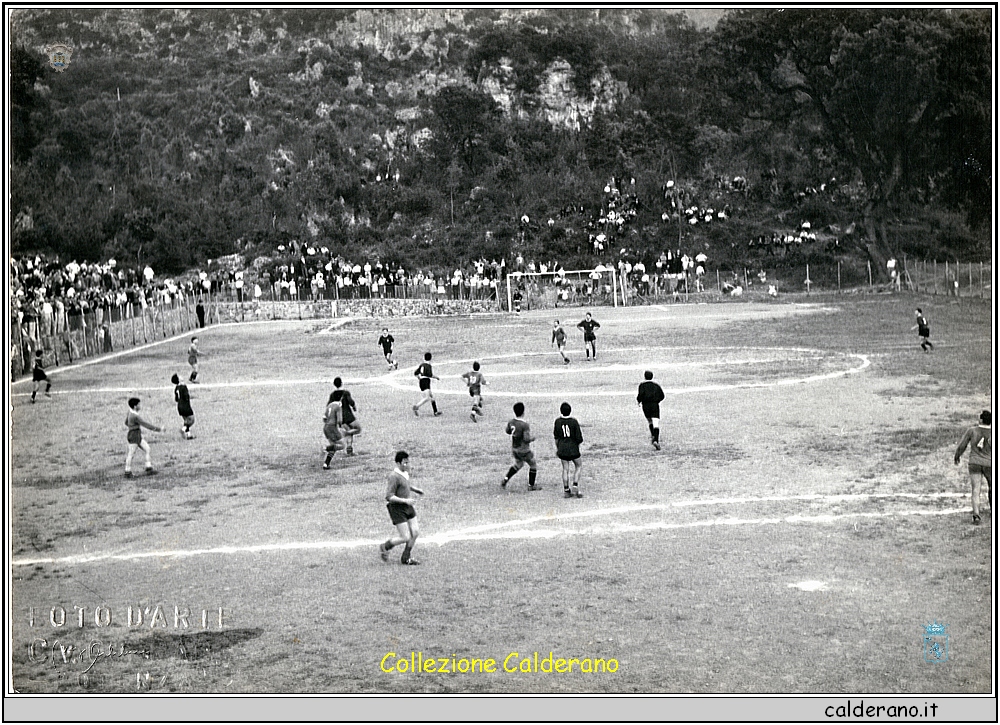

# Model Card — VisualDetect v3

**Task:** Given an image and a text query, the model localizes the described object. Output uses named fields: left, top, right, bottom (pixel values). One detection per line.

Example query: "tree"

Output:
left=430, top=85, right=501, bottom=175
left=11, top=46, right=46, bottom=164
left=710, top=9, right=992, bottom=270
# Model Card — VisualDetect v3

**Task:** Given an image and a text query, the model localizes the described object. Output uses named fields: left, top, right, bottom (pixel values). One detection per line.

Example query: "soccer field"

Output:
left=8, top=296, right=993, bottom=693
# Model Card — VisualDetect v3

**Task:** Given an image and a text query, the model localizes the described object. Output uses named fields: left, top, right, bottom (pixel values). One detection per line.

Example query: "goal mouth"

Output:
left=506, top=268, right=620, bottom=311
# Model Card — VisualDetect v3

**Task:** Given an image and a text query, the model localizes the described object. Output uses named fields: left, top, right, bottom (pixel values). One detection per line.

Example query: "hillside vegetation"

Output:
left=10, top=8, right=991, bottom=276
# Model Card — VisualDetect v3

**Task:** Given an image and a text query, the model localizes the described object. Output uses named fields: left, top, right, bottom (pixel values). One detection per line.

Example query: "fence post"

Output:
left=980, top=262, right=984, bottom=299
left=837, top=261, right=841, bottom=292
left=867, top=260, right=873, bottom=290
left=716, top=269, right=721, bottom=293
left=933, top=260, right=938, bottom=295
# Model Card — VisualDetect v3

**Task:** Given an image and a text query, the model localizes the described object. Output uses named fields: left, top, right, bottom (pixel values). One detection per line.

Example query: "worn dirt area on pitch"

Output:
left=9, top=297, right=993, bottom=693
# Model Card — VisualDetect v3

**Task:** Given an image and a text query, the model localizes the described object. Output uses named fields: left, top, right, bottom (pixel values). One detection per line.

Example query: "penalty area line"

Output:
left=12, top=502, right=970, bottom=567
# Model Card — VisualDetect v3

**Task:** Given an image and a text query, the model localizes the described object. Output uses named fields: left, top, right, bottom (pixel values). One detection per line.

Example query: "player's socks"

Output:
left=528, top=469, right=538, bottom=488
left=653, top=427, right=660, bottom=442
left=648, top=423, right=655, bottom=437
left=31, top=392, right=36, bottom=402
left=324, top=452, right=334, bottom=467
left=504, top=466, right=519, bottom=483
left=431, top=401, right=439, bottom=414
left=401, top=545, right=413, bottom=563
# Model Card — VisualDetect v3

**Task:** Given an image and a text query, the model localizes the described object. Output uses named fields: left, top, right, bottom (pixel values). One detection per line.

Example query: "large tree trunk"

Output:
left=859, top=154, right=902, bottom=282
left=861, top=203, right=891, bottom=281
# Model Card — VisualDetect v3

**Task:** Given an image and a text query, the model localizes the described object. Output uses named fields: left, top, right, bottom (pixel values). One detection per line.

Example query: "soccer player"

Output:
left=554, top=401, right=584, bottom=498
left=322, top=392, right=345, bottom=469
left=955, top=410, right=992, bottom=526
left=378, top=328, right=398, bottom=370
left=30, top=351, right=52, bottom=403
left=378, top=451, right=424, bottom=565
left=552, top=320, right=570, bottom=364
left=461, top=362, right=487, bottom=422
left=188, top=336, right=201, bottom=383
left=333, top=377, right=361, bottom=455
left=172, top=373, right=195, bottom=439
left=501, top=402, right=540, bottom=490
left=636, top=371, right=665, bottom=451
left=412, top=352, right=441, bottom=416
left=910, top=309, right=934, bottom=352
left=512, top=288, right=523, bottom=314
left=577, top=312, right=600, bottom=361
left=125, top=397, right=162, bottom=477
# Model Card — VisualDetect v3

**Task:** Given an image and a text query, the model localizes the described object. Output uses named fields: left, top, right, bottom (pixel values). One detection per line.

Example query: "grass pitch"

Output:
left=9, top=295, right=993, bottom=693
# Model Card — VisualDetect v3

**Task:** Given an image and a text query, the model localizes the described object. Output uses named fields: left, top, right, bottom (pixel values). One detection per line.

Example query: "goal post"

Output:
left=506, top=268, right=618, bottom=312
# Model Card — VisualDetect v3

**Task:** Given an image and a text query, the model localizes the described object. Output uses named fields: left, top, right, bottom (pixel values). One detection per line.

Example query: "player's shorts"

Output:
left=419, top=378, right=431, bottom=391
left=968, top=463, right=992, bottom=479
left=32, top=368, right=48, bottom=382
left=556, top=442, right=581, bottom=461
left=324, top=424, right=343, bottom=442
left=642, top=406, right=661, bottom=420
left=918, top=328, right=930, bottom=338
left=584, top=333, right=596, bottom=342
left=512, top=448, right=536, bottom=466
left=387, top=502, right=417, bottom=525
left=182, top=415, right=195, bottom=428
left=468, top=386, right=481, bottom=397
left=188, top=356, right=198, bottom=366
left=127, top=429, right=142, bottom=445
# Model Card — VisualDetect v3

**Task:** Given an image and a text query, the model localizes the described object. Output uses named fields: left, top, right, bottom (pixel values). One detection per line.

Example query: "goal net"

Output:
left=506, top=268, right=619, bottom=312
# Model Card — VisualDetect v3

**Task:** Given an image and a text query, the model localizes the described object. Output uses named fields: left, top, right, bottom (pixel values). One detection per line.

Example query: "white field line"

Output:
left=9, top=326, right=222, bottom=384
left=314, top=318, right=356, bottom=335
left=11, top=492, right=970, bottom=567
left=10, top=346, right=870, bottom=398
left=381, top=348, right=871, bottom=397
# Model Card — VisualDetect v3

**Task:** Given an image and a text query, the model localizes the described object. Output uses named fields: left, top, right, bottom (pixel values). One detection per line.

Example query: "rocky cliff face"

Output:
left=325, top=9, right=630, bottom=130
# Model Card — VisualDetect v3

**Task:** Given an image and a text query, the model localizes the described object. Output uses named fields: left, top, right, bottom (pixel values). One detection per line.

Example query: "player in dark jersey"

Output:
left=955, top=410, right=992, bottom=525
left=378, top=328, right=398, bottom=370
left=501, top=402, right=540, bottom=490
left=577, top=313, right=600, bottom=360
left=636, top=370, right=665, bottom=451
left=910, top=308, right=934, bottom=352
left=171, top=373, right=195, bottom=439
left=30, top=351, right=52, bottom=403
left=413, top=352, right=441, bottom=416
left=322, top=392, right=344, bottom=469
left=461, top=362, right=487, bottom=422
left=333, top=377, right=361, bottom=455
left=552, top=320, right=570, bottom=364
left=554, top=401, right=584, bottom=497
left=188, top=337, right=201, bottom=383
left=512, top=288, right=523, bottom=314
left=378, top=451, right=424, bottom=565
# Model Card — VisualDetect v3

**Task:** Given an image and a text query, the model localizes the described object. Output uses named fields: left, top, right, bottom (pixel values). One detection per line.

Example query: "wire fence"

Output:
left=11, top=259, right=990, bottom=381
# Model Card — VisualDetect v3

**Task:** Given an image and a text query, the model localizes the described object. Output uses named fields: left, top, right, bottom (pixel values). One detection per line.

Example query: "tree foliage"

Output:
left=8, top=8, right=991, bottom=275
